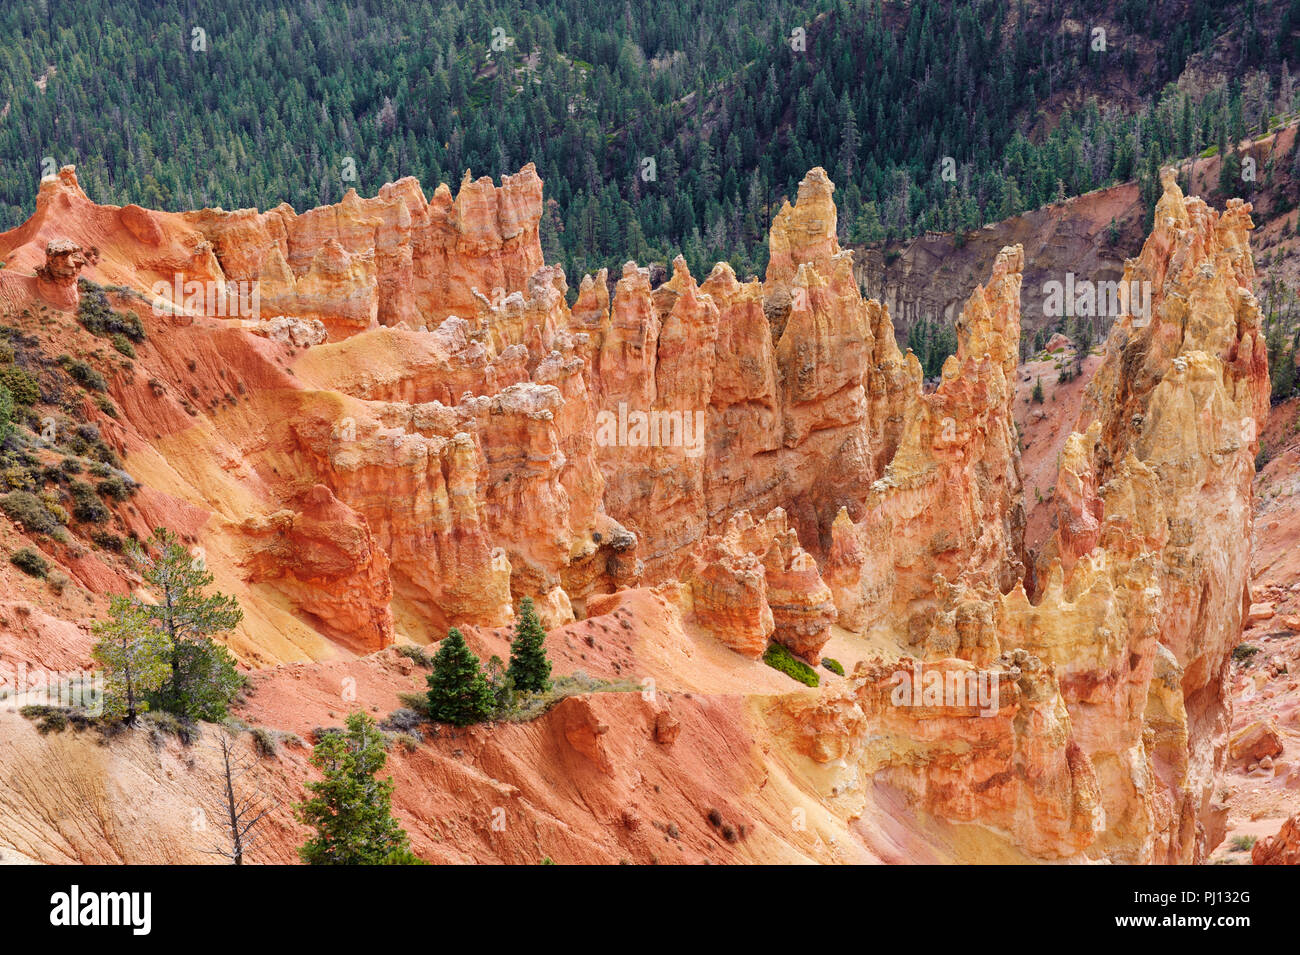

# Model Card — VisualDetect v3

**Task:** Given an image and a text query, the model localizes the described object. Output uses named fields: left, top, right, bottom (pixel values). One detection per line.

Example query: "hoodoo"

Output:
left=0, top=162, right=1270, bottom=864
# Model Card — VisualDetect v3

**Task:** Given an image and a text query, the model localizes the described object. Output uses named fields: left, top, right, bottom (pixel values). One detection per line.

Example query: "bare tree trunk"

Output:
left=204, top=731, right=274, bottom=865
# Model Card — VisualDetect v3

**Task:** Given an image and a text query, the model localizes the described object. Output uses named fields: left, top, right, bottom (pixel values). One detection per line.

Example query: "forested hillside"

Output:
left=1, top=0, right=1298, bottom=283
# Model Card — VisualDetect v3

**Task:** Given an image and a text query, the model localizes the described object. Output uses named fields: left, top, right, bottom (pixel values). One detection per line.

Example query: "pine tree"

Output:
left=295, top=712, right=421, bottom=865
left=160, top=638, right=245, bottom=722
left=122, top=527, right=244, bottom=720
left=91, top=596, right=171, bottom=722
left=1031, top=377, right=1045, bottom=404
left=507, top=596, right=553, bottom=693
left=426, top=628, right=496, bottom=726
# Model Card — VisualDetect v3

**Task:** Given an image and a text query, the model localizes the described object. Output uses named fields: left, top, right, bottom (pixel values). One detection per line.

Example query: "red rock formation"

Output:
left=688, top=509, right=835, bottom=662
left=1252, top=814, right=1300, bottom=864
left=780, top=650, right=1103, bottom=860
left=825, top=243, right=1026, bottom=637
left=1026, top=170, right=1269, bottom=862
left=766, top=171, right=1264, bottom=863
left=181, top=165, right=544, bottom=335
left=240, top=484, right=394, bottom=651
left=0, top=159, right=1271, bottom=866
left=34, top=237, right=88, bottom=309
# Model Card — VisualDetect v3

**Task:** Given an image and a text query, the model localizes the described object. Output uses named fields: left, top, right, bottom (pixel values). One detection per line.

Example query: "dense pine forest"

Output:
left=1, top=0, right=1299, bottom=285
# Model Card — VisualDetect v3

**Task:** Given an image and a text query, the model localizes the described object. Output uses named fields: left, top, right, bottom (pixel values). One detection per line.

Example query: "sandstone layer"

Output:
left=0, top=162, right=1270, bottom=864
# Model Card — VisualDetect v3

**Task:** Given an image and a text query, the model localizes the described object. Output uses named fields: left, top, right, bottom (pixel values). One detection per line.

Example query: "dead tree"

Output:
left=202, top=730, right=275, bottom=865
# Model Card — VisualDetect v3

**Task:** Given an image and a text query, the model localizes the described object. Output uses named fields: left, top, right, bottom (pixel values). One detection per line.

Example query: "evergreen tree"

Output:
left=1267, top=315, right=1298, bottom=400
left=507, top=596, right=553, bottom=693
left=426, top=628, right=496, bottom=726
left=1031, top=377, right=1045, bottom=404
left=108, top=527, right=245, bottom=720
left=153, top=637, right=245, bottom=722
left=295, top=711, right=421, bottom=865
left=0, top=1, right=1274, bottom=309
left=91, top=596, right=171, bottom=722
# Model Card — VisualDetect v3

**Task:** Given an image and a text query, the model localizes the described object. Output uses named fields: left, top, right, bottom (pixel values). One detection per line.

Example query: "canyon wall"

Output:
left=786, top=170, right=1268, bottom=863
left=0, top=162, right=1266, bottom=863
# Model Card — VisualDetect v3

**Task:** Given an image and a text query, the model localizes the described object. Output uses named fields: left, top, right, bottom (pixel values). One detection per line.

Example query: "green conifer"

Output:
left=295, top=711, right=421, bottom=865
left=426, top=628, right=496, bottom=726
left=507, top=596, right=553, bottom=693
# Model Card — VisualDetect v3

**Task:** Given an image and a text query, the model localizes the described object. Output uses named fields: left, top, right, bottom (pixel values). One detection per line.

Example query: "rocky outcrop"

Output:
left=0, top=158, right=1271, bottom=866
left=825, top=243, right=1026, bottom=638
left=247, top=315, right=328, bottom=347
left=688, top=509, right=834, bottom=662
left=768, top=171, right=1265, bottom=864
left=1027, top=170, right=1269, bottom=862
left=1252, top=814, right=1300, bottom=865
left=240, top=484, right=394, bottom=651
left=580, top=169, right=912, bottom=578
left=34, top=238, right=87, bottom=309
left=181, top=165, right=545, bottom=335
left=780, top=650, right=1103, bottom=859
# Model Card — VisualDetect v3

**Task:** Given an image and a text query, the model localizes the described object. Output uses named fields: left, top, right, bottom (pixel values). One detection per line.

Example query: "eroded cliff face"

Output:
left=783, top=171, right=1268, bottom=863
left=0, top=162, right=1266, bottom=864
left=1037, top=170, right=1270, bottom=861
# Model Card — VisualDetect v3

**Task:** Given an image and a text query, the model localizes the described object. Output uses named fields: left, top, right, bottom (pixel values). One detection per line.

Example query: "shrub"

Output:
left=90, top=528, right=124, bottom=552
left=19, top=704, right=94, bottom=734
left=0, top=381, right=11, bottom=444
left=492, top=671, right=639, bottom=723
left=143, top=710, right=197, bottom=745
left=1232, top=644, right=1260, bottom=663
left=109, top=333, right=136, bottom=358
left=41, top=496, right=70, bottom=526
left=76, top=281, right=146, bottom=342
left=395, top=644, right=433, bottom=668
left=1229, top=834, right=1257, bottom=852
left=97, top=475, right=133, bottom=501
left=60, top=356, right=107, bottom=392
left=10, top=546, right=50, bottom=577
left=21, top=704, right=66, bottom=733
left=763, top=642, right=820, bottom=687
left=1, top=490, right=61, bottom=534
left=68, top=481, right=110, bottom=522
left=0, top=365, right=39, bottom=406
left=2, top=465, right=34, bottom=491
left=396, top=692, right=431, bottom=717
left=251, top=727, right=279, bottom=758
left=88, top=441, right=121, bottom=468
left=380, top=708, right=425, bottom=733
left=821, top=657, right=845, bottom=677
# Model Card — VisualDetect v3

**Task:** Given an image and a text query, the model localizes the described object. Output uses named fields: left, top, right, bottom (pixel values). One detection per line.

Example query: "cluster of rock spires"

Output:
left=0, top=162, right=1268, bottom=863
left=781, top=169, right=1269, bottom=862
